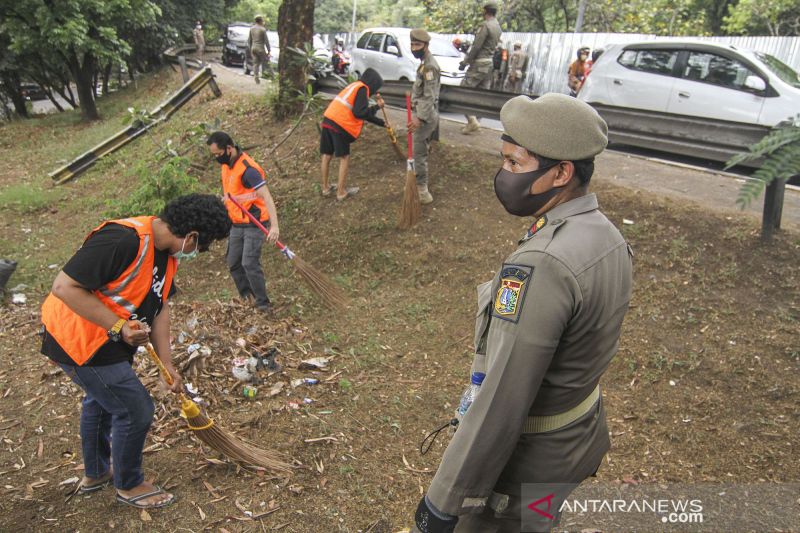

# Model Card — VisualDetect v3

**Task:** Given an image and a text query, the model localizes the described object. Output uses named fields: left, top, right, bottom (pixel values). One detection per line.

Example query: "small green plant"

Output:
left=726, top=115, right=800, bottom=209
left=338, top=378, right=353, bottom=392
left=0, top=184, right=61, bottom=213
left=105, top=156, right=203, bottom=218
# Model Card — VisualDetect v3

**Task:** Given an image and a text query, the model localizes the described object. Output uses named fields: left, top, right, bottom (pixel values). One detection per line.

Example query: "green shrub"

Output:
left=105, top=156, right=204, bottom=218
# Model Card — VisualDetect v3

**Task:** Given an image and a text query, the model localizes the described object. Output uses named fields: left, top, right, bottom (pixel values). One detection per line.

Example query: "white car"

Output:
left=579, top=40, right=800, bottom=127
left=350, top=27, right=465, bottom=86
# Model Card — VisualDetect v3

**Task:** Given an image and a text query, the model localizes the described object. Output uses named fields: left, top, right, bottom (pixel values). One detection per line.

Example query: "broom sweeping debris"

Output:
left=380, top=105, right=406, bottom=161
left=227, top=194, right=347, bottom=310
left=398, top=92, right=421, bottom=229
left=145, top=343, right=293, bottom=473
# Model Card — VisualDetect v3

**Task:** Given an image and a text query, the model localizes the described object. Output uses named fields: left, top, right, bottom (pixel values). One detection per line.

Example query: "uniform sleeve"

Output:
left=414, top=62, right=441, bottom=123
left=352, top=87, right=385, bottom=126
left=426, top=252, right=578, bottom=516
left=465, top=24, right=488, bottom=64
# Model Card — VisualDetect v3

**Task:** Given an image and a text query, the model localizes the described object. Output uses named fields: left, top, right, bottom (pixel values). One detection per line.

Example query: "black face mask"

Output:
left=493, top=163, right=561, bottom=217
left=216, top=149, right=231, bottom=166
left=411, top=48, right=425, bottom=59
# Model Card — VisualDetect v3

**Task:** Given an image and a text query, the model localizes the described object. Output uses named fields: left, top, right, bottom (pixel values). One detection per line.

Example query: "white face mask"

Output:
left=172, top=235, right=199, bottom=262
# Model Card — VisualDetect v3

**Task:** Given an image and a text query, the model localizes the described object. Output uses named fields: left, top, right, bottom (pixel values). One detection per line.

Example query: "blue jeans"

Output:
left=59, top=362, right=154, bottom=490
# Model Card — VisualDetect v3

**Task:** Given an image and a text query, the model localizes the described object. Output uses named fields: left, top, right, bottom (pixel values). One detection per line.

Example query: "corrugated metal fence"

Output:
left=323, top=32, right=800, bottom=96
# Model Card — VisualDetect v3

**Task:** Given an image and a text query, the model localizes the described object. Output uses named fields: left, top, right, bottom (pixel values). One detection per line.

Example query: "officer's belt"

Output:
left=522, top=385, right=600, bottom=433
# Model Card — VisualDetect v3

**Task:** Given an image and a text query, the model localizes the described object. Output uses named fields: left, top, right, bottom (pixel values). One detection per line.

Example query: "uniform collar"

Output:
left=519, top=193, right=598, bottom=243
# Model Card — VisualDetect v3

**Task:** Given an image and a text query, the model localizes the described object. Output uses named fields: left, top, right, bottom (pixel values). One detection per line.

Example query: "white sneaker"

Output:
left=417, top=184, right=433, bottom=204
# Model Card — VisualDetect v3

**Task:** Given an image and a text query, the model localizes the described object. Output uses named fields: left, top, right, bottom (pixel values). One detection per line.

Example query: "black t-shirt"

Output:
left=41, top=224, right=174, bottom=366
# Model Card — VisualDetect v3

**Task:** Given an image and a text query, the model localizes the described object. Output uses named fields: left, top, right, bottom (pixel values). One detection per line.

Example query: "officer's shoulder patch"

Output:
left=491, top=264, right=533, bottom=323
left=425, top=69, right=434, bottom=81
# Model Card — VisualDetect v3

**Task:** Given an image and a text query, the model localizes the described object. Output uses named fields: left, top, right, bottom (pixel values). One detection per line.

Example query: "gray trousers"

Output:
left=251, top=49, right=269, bottom=78
left=414, top=114, right=438, bottom=186
left=226, top=225, right=269, bottom=307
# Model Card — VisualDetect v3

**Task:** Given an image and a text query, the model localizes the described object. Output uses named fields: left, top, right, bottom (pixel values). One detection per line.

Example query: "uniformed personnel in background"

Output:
left=412, top=94, right=634, bottom=532
left=459, top=2, right=502, bottom=134
left=504, top=41, right=528, bottom=93
left=248, top=15, right=271, bottom=84
left=408, top=28, right=441, bottom=205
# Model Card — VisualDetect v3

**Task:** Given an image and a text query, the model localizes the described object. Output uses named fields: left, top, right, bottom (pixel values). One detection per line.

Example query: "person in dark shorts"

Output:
left=319, top=68, right=385, bottom=201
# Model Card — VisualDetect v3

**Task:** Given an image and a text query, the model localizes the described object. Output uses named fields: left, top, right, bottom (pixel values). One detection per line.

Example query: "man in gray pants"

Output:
left=207, top=131, right=280, bottom=313
left=408, top=28, right=441, bottom=205
left=458, top=2, right=502, bottom=134
left=248, top=15, right=271, bottom=84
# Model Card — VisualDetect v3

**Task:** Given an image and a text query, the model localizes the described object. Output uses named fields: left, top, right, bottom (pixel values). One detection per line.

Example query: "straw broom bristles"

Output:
left=398, top=159, right=421, bottom=229
left=291, top=255, right=347, bottom=310
left=398, top=92, right=421, bottom=229
left=179, top=397, right=293, bottom=473
left=145, top=344, right=293, bottom=473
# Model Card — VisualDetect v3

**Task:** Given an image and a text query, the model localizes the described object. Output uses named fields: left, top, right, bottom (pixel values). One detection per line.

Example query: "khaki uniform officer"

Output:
left=459, top=2, right=502, bottom=134
left=504, top=41, right=528, bottom=93
left=412, top=94, right=634, bottom=533
left=408, top=28, right=441, bottom=205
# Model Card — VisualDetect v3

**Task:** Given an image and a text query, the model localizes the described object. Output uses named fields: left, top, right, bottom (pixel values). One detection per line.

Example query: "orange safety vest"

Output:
left=323, top=80, right=369, bottom=139
left=222, top=152, right=268, bottom=225
left=41, top=216, right=177, bottom=366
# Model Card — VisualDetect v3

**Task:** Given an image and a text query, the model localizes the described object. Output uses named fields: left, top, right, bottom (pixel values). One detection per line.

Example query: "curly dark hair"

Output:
left=160, top=194, right=231, bottom=251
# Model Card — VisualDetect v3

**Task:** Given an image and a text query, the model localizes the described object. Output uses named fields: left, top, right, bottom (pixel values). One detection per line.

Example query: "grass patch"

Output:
left=0, top=184, right=62, bottom=213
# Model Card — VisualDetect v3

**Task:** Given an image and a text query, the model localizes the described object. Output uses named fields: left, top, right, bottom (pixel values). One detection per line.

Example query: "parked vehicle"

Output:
left=221, top=22, right=252, bottom=71
left=350, top=27, right=466, bottom=86
left=20, top=82, right=47, bottom=101
left=579, top=40, right=800, bottom=127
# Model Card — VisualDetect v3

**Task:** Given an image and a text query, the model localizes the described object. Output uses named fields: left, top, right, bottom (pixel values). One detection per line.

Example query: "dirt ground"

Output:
left=0, top=67, right=797, bottom=532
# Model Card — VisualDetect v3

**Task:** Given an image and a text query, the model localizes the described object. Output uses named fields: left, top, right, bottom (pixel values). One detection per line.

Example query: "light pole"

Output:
left=351, top=0, right=357, bottom=35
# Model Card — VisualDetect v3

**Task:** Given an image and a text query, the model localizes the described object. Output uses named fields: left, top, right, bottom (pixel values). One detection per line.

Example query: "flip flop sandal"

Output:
left=116, top=486, right=176, bottom=509
left=77, top=475, right=113, bottom=494
left=336, top=187, right=360, bottom=201
left=321, top=184, right=337, bottom=197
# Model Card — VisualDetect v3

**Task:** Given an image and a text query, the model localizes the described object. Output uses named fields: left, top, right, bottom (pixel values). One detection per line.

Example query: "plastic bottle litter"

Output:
left=243, top=385, right=257, bottom=399
left=303, top=378, right=319, bottom=385
left=456, top=372, right=486, bottom=416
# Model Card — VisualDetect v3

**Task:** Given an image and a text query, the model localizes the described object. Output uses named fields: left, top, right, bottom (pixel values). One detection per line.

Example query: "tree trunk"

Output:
left=276, top=0, right=315, bottom=119
left=574, top=0, right=587, bottom=32
left=0, top=73, right=29, bottom=119
left=68, top=51, right=100, bottom=121
left=102, top=61, right=112, bottom=95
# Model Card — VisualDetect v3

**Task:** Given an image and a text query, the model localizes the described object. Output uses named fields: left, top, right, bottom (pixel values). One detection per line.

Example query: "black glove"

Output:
left=415, top=495, right=458, bottom=533
left=458, top=61, right=467, bottom=71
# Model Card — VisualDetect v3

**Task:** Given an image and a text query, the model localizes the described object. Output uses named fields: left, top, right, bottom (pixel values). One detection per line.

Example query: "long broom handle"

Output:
left=380, top=106, right=398, bottom=144
left=144, top=342, right=175, bottom=386
left=405, top=92, right=413, bottom=160
left=227, top=193, right=295, bottom=260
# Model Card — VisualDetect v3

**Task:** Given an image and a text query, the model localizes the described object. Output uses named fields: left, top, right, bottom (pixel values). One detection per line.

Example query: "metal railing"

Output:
left=49, top=67, right=221, bottom=185
left=318, top=77, right=790, bottom=239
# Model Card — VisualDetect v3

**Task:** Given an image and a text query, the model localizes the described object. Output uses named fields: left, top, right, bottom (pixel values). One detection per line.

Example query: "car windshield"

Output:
left=429, top=38, right=460, bottom=57
left=227, top=26, right=249, bottom=42
left=756, top=52, right=800, bottom=88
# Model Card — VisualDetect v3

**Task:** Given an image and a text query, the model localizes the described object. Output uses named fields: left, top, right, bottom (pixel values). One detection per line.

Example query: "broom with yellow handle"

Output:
left=380, top=104, right=406, bottom=161
left=144, top=342, right=293, bottom=473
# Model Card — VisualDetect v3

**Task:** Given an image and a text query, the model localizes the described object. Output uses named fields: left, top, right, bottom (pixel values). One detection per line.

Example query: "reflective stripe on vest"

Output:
left=323, top=81, right=368, bottom=139
left=40, top=216, right=177, bottom=366
left=221, top=152, right=268, bottom=225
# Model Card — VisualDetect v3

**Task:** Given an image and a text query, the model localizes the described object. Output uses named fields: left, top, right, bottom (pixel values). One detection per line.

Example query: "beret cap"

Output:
left=500, top=93, right=608, bottom=160
left=410, top=28, right=431, bottom=43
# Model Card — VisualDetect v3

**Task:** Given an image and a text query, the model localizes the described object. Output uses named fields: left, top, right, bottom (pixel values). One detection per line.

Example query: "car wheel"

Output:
left=399, top=77, right=409, bottom=81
